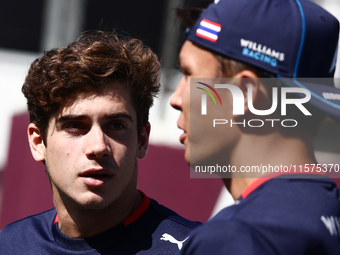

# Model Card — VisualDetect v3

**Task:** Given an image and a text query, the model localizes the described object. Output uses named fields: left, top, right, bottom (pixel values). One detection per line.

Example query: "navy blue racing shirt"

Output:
left=180, top=175, right=340, bottom=254
left=0, top=191, right=201, bottom=254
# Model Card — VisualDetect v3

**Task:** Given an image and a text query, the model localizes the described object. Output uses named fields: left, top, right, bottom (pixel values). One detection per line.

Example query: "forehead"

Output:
left=56, top=83, right=134, bottom=117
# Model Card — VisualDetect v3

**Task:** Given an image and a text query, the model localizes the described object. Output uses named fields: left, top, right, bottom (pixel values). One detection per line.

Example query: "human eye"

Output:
left=63, top=122, right=87, bottom=134
left=175, top=63, right=187, bottom=75
left=177, top=65, right=184, bottom=74
left=177, top=67, right=190, bottom=76
left=177, top=66, right=187, bottom=75
left=107, top=121, right=126, bottom=131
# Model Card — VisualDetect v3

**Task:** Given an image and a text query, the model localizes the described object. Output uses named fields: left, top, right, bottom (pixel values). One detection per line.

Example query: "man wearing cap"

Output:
left=170, top=0, right=340, bottom=253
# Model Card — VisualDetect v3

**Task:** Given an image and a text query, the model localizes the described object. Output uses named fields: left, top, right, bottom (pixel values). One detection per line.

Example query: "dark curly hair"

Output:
left=22, top=30, right=161, bottom=143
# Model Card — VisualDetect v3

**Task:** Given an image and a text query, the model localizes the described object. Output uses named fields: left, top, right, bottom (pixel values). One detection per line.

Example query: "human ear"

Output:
left=27, top=123, right=46, bottom=162
left=233, top=70, right=260, bottom=115
left=136, top=122, right=150, bottom=159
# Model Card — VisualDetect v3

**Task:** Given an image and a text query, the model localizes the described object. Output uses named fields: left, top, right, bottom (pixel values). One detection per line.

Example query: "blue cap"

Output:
left=186, top=0, right=340, bottom=120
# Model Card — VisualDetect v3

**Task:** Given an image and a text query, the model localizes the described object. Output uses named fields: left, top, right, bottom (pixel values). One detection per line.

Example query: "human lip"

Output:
left=179, top=131, right=187, bottom=144
left=79, top=168, right=113, bottom=186
left=177, top=121, right=187, bottom=144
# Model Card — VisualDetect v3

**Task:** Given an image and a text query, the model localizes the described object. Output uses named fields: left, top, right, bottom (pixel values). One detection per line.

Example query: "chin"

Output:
left=76, top=194, right=112, bottom=211
left=78, top=201, right=110, bottom=211
left=184, top=149, right=190, bottom=165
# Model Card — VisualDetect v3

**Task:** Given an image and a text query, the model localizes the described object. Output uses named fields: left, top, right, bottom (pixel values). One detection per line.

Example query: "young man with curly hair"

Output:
left=0, top=30, right=200, bottom=254
left=171, top=0, right=340, bottom=254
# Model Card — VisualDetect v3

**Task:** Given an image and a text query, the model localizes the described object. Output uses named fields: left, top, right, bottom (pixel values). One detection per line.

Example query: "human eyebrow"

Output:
left=55, top=113, right=134, bottom=128
left=104, top=113, right=134, bottom=123
left=56, top=115, right=88, bottom=124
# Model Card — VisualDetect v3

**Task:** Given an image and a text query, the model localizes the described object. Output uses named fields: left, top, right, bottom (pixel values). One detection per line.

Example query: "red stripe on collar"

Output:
left=123, top=190, right=150, bottom=226
left=53, top=214, right=59, bottom=225
left=241, top=168, right=327, bottom=199
left=53, top=190, right=150, bottom=226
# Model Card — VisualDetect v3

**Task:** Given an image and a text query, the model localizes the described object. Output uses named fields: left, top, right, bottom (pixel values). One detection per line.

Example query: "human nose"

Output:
left=170, top=77, right=185, bottom=111
left=84, top=126, right=111, bottom=159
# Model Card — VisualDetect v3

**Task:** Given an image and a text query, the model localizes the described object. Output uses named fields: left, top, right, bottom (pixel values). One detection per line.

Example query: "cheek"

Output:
left=47, top=140, right=76, bottom=166
left=190, top=90, right=235, bottom=146
left=112, top=141, right=137, bottom=164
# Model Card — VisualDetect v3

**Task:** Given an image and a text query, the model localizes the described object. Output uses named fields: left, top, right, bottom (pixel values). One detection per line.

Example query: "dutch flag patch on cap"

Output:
left=196, top=19, right=222, bottom=43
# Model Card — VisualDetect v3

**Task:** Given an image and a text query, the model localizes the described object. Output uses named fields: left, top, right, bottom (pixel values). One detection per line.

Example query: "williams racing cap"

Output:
left=185, top=0, right=340, bottom=120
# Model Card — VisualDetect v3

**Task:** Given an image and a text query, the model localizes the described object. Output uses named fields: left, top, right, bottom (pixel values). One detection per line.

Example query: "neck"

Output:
left=225, top=131, right=317, bottom=200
